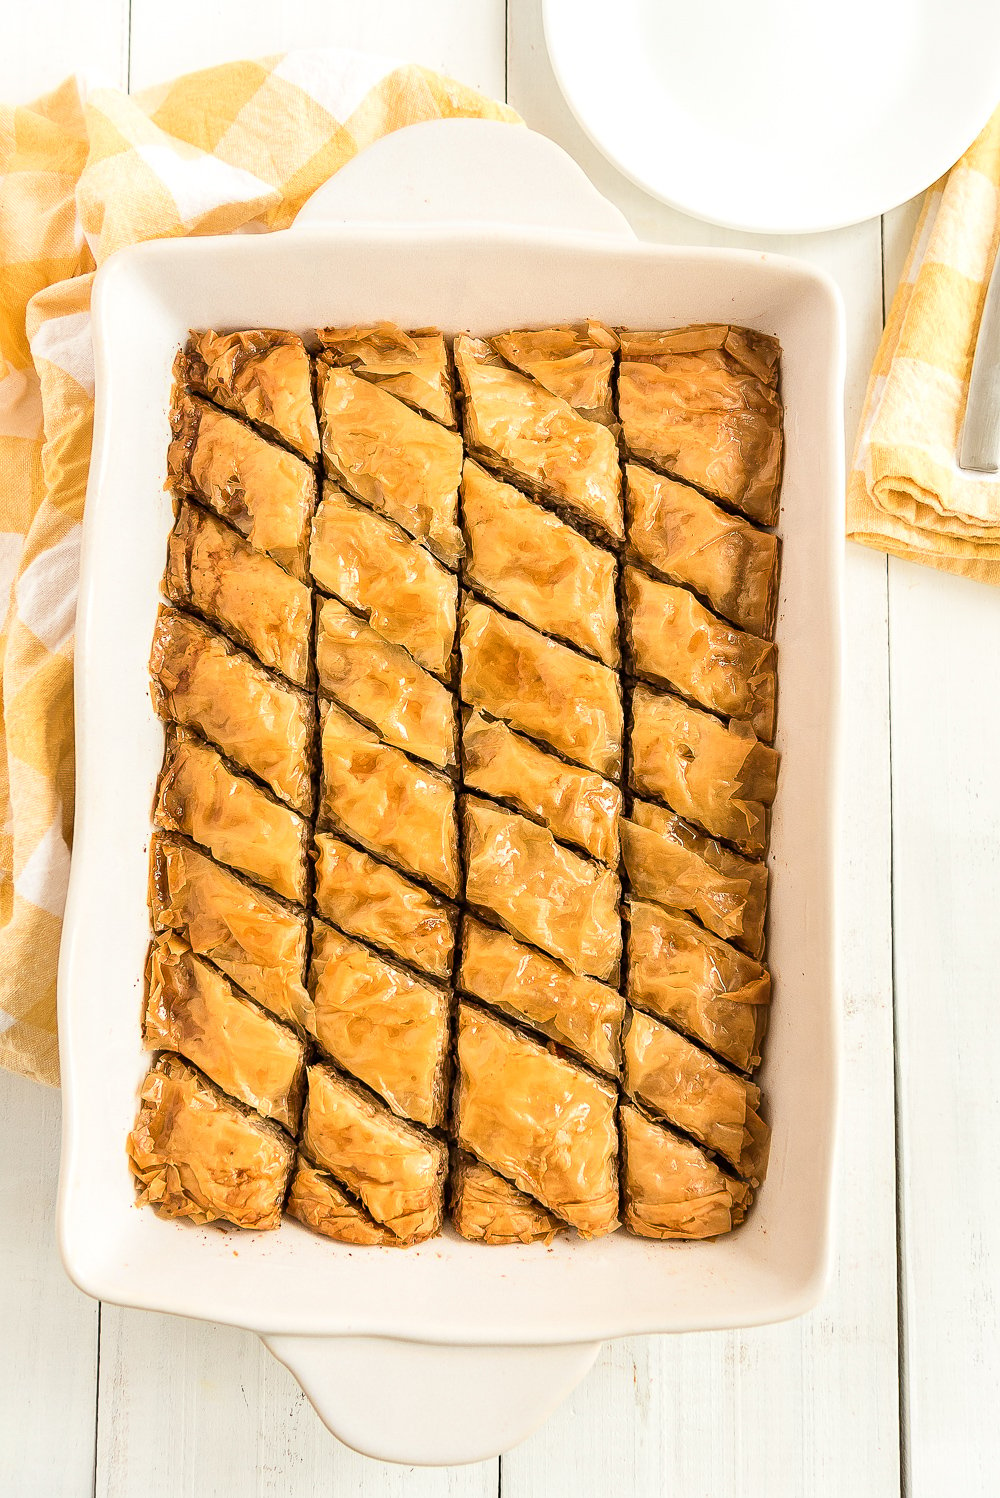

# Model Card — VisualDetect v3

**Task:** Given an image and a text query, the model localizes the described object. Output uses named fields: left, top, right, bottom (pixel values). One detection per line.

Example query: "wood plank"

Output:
left=883, top=195, right=1000, bottom=1497
left=502, top=4, right=901, bottom=1494
left=127, top=0, right=507, bottom=95
left=94, top=6, right=505, bottom=1491
left=96, top=1307, right=499, bottom=1497
left=1, top=17, right=129, bottom=1498
left=0, top=1072, right=100, bottom=1498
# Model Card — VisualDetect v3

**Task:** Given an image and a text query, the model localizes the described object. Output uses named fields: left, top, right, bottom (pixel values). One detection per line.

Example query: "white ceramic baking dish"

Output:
left=57, top=121, right=844, bottom=1466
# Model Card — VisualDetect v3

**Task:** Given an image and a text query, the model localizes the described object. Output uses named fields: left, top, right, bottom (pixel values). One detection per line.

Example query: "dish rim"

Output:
left=57, top=221, right=845, bottom=1346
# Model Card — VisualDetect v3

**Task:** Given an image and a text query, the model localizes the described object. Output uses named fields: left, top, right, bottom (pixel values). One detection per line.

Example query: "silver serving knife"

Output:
left=959, top=241, right=1000, bottom=472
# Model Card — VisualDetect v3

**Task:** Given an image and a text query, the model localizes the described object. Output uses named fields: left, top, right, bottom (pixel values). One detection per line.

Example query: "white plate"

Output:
left=57, top=122, right=844, bottom=1464
left=544, top=0, right=1000, bottom=234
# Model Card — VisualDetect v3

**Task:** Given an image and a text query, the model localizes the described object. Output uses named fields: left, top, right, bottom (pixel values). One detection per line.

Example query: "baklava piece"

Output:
left=314, top=833, right=456, bottom=981
left=627, top=899, right=769, bottom=1072
left=454, top=1004, right=619, bottom=1238
left=301, top=1063, right=447, bottom=1242
left=624, top=566, right=777, bottom=741
left=461, top=460, right=619, bottom=666
left=149, top=607, right=314, bottom=815
left=167, top=391, right=315, bottom=580
left=462, top=797, right=622, bottom=983
left=458, top=915, right=623, bottom=1075
left=453, top=334, right=623, bottom=542
left=489, top=322, right=618, bottom=425
left=180, top=329, right=320, bottom=461
left=625, top=464, right=779, bottom=638
left=621, top=800, right=768, bottom=959
left=460, top=598, right=623, bottom=779
left=316, top=595, right=457, bottom=771
left=462, top=709, right=621, bottom=865
left=144, top=933, right=306, bottom=1131
left=127, top=1053, right=294, bottom=1229
left=154, top=728, right=309, bottom=905
left=623, top=1007, right=770, bottom=1184
left=317, top=699, right=459, bottom=899
left=316, top=323, right=455, bottom=428
left=309, top=919, right=451, bottom=1129
left=286, top=1156, right=400, bottom=1246
left=617, top=325, right=782, bottom=527
left=630, top=684, right=778, bottom=857
left=451, top=1152, right=565, bottom=1245
left=310, top=485, right=457, bottom=679
left=315, top=359, right=463, bottom=568
left=150, top=833, right=312, bottom=1033
left=165, top=502, right=313, bottom=687
left=620, top=1101, right=751, bottom=1240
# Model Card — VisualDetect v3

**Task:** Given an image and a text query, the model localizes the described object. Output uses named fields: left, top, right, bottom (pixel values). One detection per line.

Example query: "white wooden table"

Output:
left=3, top=4, right=998, bottom=1493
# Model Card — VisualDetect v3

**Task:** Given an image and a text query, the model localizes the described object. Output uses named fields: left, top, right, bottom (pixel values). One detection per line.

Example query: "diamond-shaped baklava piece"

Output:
left=301, top=1064, right=448, bottom=1242
left=168, top=391, right=315, bottom=580
left=620, top=1101, right=752, bottom=1240
left=181, top=329, right=320, bottom=460
left=310, top=485, right=457, bottom=679
left=127, top=1053, right=294, bottom=1229
left=454, top=1004, right=619, bottom=1238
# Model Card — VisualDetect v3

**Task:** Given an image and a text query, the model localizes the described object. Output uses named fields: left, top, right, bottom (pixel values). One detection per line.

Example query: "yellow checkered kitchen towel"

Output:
left=848, top=105, right=1000, bottom=577
left=0, top=52, right=518, bottom=1086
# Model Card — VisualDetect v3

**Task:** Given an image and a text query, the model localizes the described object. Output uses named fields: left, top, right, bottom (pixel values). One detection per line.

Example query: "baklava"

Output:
left=135, top=318, right=784, bottom=1249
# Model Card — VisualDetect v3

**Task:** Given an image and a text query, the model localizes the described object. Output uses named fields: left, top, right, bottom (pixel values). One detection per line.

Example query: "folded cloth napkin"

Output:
left=848, top=106, right=1000, bottom=576
left=0, top=52, right=518, bottom=1086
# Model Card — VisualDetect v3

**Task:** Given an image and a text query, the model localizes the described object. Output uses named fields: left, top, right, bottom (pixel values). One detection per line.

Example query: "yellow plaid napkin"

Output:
left=848, top=106, right=1000, bottom=577
left=0, top=52, right=518, bottom=1086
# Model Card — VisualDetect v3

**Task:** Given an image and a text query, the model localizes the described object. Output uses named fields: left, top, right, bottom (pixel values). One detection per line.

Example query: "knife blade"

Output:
left=959, top=240, right=1000, bottom=472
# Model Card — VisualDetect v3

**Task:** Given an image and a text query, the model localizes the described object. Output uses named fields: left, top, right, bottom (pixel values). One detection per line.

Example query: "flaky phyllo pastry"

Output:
left=462, top=796, right=622, bottom=982
left=620, top=1102, right=752, bottom=1240
left=317, top=324, right=456, bottom=429
left=150, top=833, right=312, bottom=1034
left=630, top=684, right=779, bottom=857
left=318, top=698, right=459, bottom=899
left=451, top=1152, right=565, bottom=1245
left=310, top=483, right=457, bottom=679
left=315, top=359, right=463, bottom=567
left=316, top=594, right=457, bottom=770
left=313, top=833, right=457, bottom=981
left=454, top=1004, right=620, bottom=1237
left=144, top=934, right=307, bottom=1132
left=180, top=329, right=320, bottom=461
left=461, top=459, right=619, bottom=665
left=460, top=597, right=623, bottom=778
left=618, top=324, right=783, bottom=526
left=149, top=606, right=314, bottom=814
left=135, top=318, right=783, bottom=1247
left=621, top=800, right=769, bottom=959
left=154, top=727, right=310, bottom=904
left=165, top=501, right=313, bottom=686
left=624, top=463, right=779, bottom=638
left=454, top=333, right=623, bottom=541
left=168, top=391, right=316, bottom=581
left=309, top=918, right=451, bottom=1128
left=458, top=916, right=623, bottom=1075
left=627, top=899, right=769, bottom=1072
left=127, top=1054, right=294, bottom=1229
left=625, top=567, right=777, bottom=741
left=489, top=322, right=618, bottom=425
left=623, top=1008, right=770, bottom=1185
left=462, top=708, right=621, bottom=865
left=302, top=1064, right=447, bottom=1242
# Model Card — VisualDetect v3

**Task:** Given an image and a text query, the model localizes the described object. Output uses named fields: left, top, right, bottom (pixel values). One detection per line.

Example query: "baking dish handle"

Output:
left=262, top=1332, right=600, bottom=1465
left=292, top=118, right=634, bottom=238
